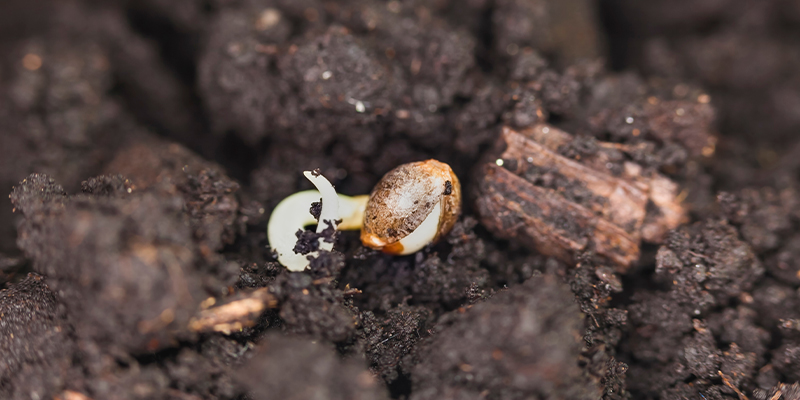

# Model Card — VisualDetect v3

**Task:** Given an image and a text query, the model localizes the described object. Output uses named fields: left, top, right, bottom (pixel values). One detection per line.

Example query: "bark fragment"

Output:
left=476, top=125, right=688, bottom=270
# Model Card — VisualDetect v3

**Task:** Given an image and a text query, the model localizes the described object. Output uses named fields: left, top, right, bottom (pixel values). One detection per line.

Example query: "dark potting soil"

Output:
left=1, top=0, right=800, bottom=399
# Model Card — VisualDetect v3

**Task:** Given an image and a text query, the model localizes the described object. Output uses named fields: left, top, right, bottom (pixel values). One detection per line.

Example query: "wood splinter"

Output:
left=188, top=288, right=278, bottom=335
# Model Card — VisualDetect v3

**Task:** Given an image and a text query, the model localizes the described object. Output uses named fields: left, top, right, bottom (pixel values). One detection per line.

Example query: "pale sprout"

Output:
left=267, top=171, right=367, bottom=271
left=267, top=160, right=461, bottom=271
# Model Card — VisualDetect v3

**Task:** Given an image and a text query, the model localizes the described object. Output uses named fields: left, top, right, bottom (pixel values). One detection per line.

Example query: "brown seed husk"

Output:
left=361, top=160, right=461, bottom=253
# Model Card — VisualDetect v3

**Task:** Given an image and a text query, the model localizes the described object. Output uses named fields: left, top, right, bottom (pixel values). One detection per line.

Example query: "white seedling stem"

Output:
left=267, top=171, right=367, bottom=271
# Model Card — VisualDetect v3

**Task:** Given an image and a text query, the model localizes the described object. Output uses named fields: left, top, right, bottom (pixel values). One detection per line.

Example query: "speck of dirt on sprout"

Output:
left=386, top=1, right=401, bottom=13
left=22, top=54, right=42, bottom=71
left=256, top=8, right=281, bottom=30
left=506, top=43, right=519, bottom=55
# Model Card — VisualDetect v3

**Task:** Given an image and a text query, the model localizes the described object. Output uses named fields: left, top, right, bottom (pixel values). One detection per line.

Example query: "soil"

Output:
left=1, top=0, right=800, bottom=399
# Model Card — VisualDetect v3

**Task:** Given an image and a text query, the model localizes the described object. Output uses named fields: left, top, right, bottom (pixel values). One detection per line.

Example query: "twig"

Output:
left=718, top=371, right=748, bottom=400
left=188, top=288, right=277, bottom=334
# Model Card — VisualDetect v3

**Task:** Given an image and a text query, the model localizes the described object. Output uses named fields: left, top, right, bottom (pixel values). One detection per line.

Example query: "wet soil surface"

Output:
left=1, top=0, right=800, bottom=399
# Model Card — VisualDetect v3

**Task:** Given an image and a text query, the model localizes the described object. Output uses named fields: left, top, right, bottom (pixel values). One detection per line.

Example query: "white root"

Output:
left=267, top=171, right=368, bottom=271
left=394, top=200, right=442, bottom=255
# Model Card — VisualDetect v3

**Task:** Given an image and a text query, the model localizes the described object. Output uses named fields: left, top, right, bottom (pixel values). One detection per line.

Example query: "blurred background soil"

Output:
left=1, top=0, right=800, bottom=399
